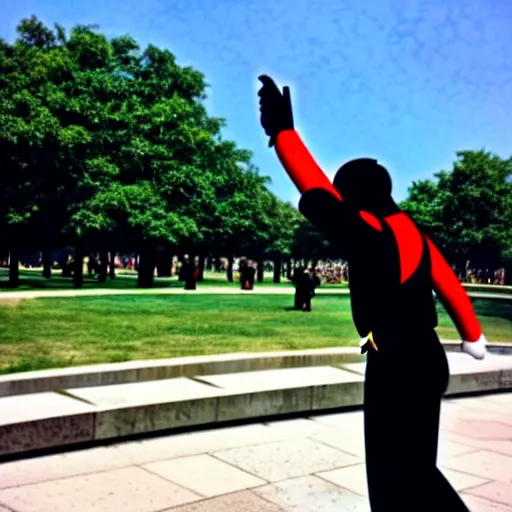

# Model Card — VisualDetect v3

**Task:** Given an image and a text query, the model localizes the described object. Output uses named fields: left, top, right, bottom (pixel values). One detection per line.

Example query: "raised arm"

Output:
left=258, top=75, right=342, bottom=201
left=257, top=74, right=384, bottom=247
left=426, top=237, right=487, bottom=359
left=274, top=130, right=341, bottom=200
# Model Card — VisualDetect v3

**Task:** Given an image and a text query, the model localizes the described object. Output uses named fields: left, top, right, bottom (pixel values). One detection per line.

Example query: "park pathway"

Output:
left=0, top=393, right=511, bottom=511
left=0, top=286, right=510, bottom=300
left=0, top=286, right=347, bottom=299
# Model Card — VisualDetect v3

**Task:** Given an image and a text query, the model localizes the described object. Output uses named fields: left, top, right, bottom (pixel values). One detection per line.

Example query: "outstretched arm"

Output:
left=274, top=130, right=342, bottom=200
left=426, top=237, right=486, bottom=359
left=257, top=75, right=342, bottom=203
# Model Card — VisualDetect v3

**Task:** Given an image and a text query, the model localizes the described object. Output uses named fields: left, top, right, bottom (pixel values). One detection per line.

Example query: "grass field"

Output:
left=0, top=294, right=510, bottom=375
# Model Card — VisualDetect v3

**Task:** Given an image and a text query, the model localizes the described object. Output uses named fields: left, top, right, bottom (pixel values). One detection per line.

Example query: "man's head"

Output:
left=333, top=158, right=396, bottom=213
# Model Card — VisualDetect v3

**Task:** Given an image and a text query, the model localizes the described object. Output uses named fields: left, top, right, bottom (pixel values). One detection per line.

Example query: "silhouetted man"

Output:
left=311, top=268, right=321, bottom=289
left=292, top=266, right=305, bottom=309
left=238, top=258, right=247, bottom=290
left=246, top=261, right=256, bottom=290
left=182, top=257, right=197, bottom=290
left=257, top=74, right=487, bottom=511
left=301, top=269, right=316, bottom=311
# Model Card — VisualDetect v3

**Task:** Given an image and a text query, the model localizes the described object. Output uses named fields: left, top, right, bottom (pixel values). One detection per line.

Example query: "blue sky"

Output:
left=1, top=0, right=511, bottom=206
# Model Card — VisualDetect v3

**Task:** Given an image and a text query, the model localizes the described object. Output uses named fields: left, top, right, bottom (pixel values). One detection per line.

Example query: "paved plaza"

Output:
left=0, top=393, right=511, bottom=511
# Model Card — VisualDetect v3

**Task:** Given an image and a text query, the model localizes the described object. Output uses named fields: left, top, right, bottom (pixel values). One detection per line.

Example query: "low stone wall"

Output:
left=1, top=349, right=511, bottom=460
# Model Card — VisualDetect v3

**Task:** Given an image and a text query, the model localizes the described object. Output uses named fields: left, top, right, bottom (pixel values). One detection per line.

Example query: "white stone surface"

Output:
left=0, top=392, right=95, bottom=424
left=200, top=366, right=363, bottom=392
left=69, top=377, right=224, bottom=408
left=143, top=454, right=266, bottom=497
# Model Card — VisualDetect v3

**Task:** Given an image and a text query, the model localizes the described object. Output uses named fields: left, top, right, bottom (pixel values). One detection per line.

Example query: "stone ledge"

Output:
left=0, top=353, right=511, bottom=459
left=443, top=341, right=512, bottom=356
left=2, top=342, right=511, bottom=398
left=0, top=348, right=366, bottom=398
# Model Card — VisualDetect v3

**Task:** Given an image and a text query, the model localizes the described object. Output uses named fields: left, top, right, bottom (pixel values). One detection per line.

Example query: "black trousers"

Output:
left=303, top=294, right=312, bottom=311
left=184, top=278, right=196, bottom=290
left=294, top=291, right=312, bottom=311
left=364, top=329, right=469, bottom=511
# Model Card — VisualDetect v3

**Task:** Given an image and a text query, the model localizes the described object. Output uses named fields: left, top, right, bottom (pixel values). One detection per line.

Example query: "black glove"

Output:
left=258, top=75, right=294, bottom=147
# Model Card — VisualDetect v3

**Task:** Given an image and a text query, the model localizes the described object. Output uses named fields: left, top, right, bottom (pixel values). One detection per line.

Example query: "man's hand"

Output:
left=258, top=75, right=294, bottom=147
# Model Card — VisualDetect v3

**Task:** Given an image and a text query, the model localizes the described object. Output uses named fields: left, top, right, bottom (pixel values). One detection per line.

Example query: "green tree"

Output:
left=0, top=22, right=64, bottom=286
left=401, top=150, right=512, bottom=272
left=264, top=200, right=302, bottom=283
left=1, top=16, right=306, bottom=291
left=438, top=150, right=512, bottom=269
left=1, top=17, right=236, bottom=288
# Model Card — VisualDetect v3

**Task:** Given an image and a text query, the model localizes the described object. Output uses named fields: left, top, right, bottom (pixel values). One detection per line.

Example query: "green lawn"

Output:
left=0, top=294, right=510, bottom=375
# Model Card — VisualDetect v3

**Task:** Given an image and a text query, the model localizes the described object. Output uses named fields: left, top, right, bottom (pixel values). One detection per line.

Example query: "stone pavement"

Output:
left=0, top=393, right=511, bottom=511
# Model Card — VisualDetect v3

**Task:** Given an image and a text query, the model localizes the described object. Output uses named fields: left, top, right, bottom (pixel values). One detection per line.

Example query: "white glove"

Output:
left=462, top=334, right=487, bottom=360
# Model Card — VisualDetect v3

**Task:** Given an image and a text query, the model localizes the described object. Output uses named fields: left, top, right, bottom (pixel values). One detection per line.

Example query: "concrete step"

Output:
left=1, top=352, right=512, bottom=459
left=0, top=348, right=366, bottom=398
left=1, top=343, right=510, bottom=399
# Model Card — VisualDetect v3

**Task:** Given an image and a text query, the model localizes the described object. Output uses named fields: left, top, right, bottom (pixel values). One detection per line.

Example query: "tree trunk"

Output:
left=273, top=258, right=281, bottom=284
left=109, top=249, right=116, bottom=279
left=73, top=244, right=84, bottom=288
left=286, top=258, right=293, bottom=280
left=257, top=259, right=264, bottom=283
left=98, top=250, right=108, bottom=283
left=227, top=255, right=234, bottom=282
left=8, top=248, right=19, bottom=288
left=156, top=246, right=172, bottom=277
left=42, top=246, right=52, bottom=279
left=198, top=253, right=206, bottom=282
left=138, top=242, right=155, bottom=288
left=504, top=263, right=511, bottom=286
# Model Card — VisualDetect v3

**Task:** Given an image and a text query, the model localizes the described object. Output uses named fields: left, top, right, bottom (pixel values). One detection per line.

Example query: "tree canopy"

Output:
left=0, top=16, right=314, bottom=287
left=400, top=150, right=512, bottom=270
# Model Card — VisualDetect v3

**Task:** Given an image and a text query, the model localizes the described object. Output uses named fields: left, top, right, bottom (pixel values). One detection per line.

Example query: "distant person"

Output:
left=239, top=258, right=250, bottom=290
left=311, top=268, right=321, bottom=288
left=182, top=257, right=197, bottom=290
left=301, top=269, right=316, bottom=311
left=246, top=261, right=256, bottom=290
left=292, top=267, right=305, bottom=309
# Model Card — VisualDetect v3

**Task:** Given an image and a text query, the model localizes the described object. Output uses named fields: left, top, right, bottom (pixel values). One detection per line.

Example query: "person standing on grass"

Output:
left=311, top=267, right=321, bottom=289
left=182, top=256, right=197, bottom=290
left=301, top=269, right=316, bottom=312
left=246, top=261, right=256, bottom=290
left=292, top=266, right=305, bottom=309
left=239, top=257, right=250, bottom=290
left=257, top=74, right=487, bottom=511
